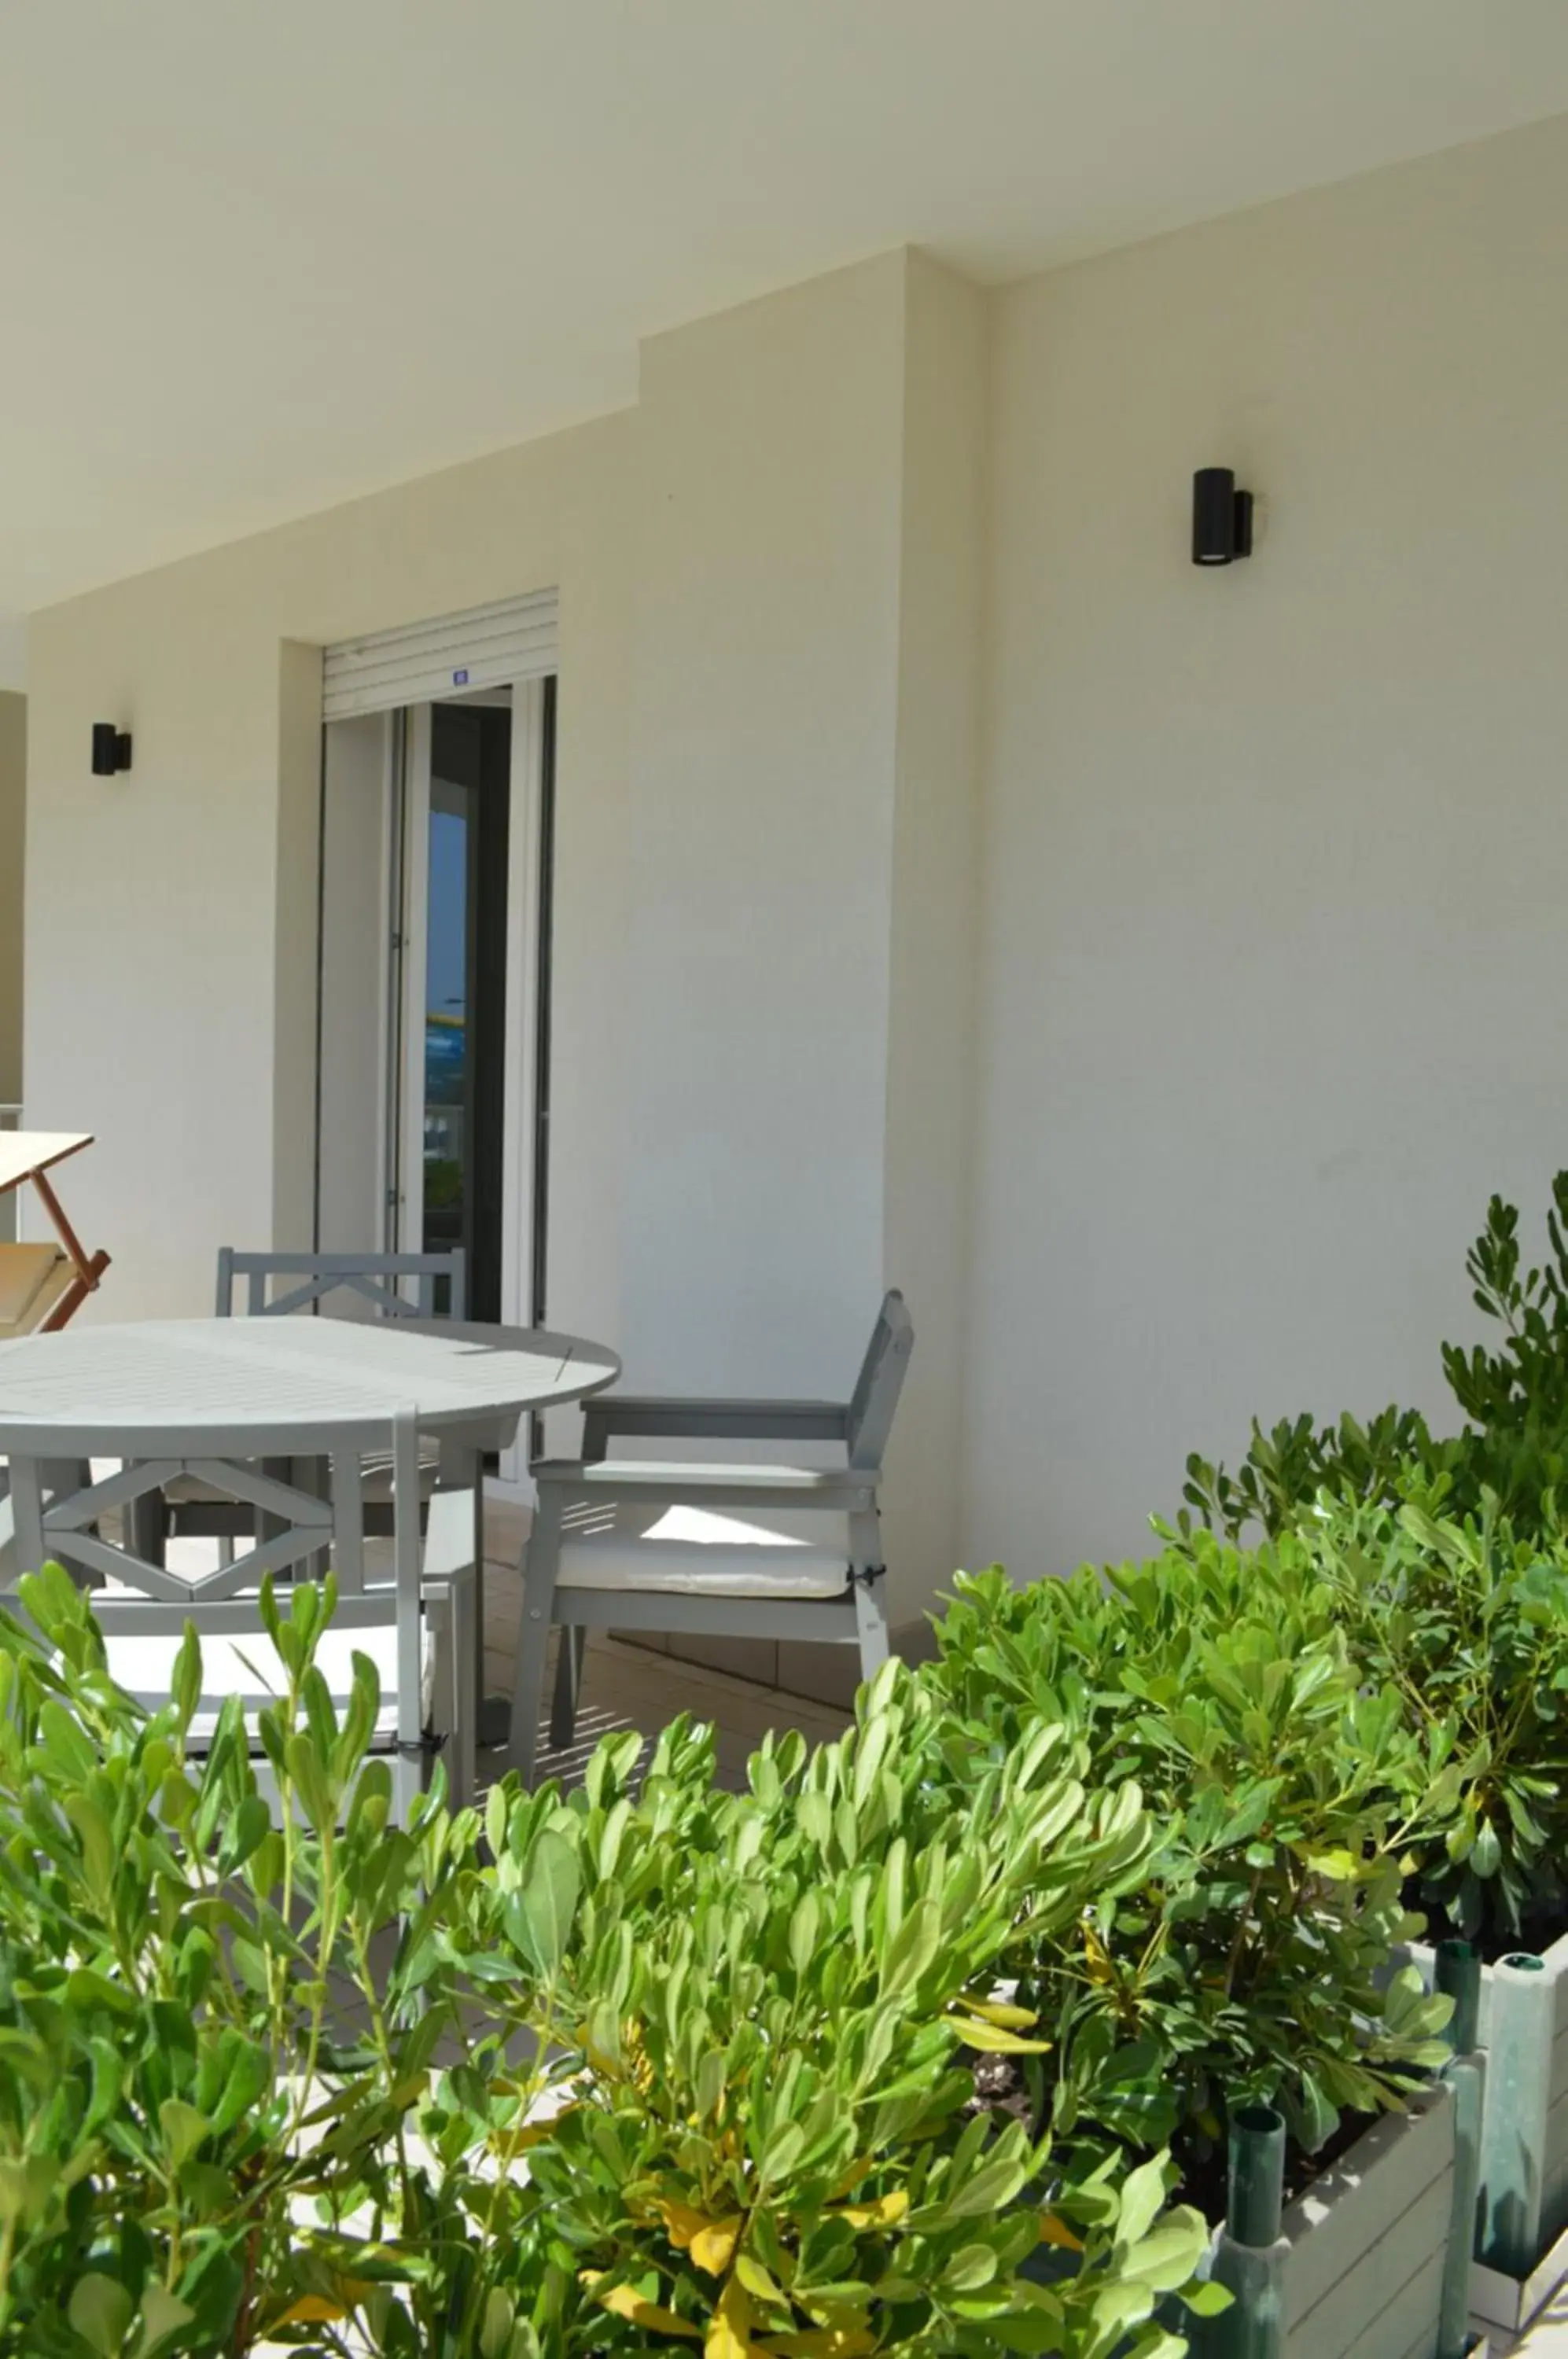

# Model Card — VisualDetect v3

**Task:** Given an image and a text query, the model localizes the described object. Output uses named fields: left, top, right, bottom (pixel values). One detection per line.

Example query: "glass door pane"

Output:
left=421, top=702, right=510, bottom=1319
left=422, top=769, right=470, bottom=1268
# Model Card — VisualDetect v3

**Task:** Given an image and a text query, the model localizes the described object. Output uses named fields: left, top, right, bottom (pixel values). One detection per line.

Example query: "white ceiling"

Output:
left=5, top=0, right=1568, bottom=677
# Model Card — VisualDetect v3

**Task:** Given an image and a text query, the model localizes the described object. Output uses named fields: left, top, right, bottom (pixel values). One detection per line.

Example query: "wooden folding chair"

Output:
left=0, top=1133, right=110, bottom=1338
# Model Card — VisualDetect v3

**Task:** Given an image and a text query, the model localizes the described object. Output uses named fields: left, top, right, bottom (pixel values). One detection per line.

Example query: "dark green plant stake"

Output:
left=1204, top=2104, right=1286, bottom=2359
left=1228, top=2106, right=1285, bottom=2252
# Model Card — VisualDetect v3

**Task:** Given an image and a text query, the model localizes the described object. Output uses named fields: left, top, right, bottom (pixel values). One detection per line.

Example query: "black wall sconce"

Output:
left=1192, top=467, right=1253, bottom=565
left=91, top=723, right=132, bottom=775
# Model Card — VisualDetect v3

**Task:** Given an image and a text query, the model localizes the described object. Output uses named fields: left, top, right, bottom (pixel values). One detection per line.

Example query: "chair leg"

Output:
left=849, top=1507, right=890, bottom=1684
left=852, top=1573, right=890, bottom=1682
left=509, top=1486, right=563, bottom=1786
left=449, top=1575, right=477, bottom=1811
left=392, top=1414, right=425, bottom=1829
left=9, top=1459, right=46, bottom=1583
left=392, top=1743, right=424, bottom=1830
left=436, top=1437, right=485, bottom=1728
left=550, top=1624, right=585, bottom=1753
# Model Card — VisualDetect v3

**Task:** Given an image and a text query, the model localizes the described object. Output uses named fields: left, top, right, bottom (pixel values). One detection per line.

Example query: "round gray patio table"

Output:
left=0, top=1314, right=621, bottom=1744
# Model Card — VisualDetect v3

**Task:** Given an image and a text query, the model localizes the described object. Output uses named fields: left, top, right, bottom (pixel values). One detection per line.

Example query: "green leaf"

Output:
left=217, top=1792, right=271, bottom=1875
left=171, top=1625, right=202, bottom=1735
left=479, top=2288, right=516, bottom=2359
left=517, top=1829, right=580, bottom=1975
left=68, top=2274, right=134, bottom=2357
left=134, top=2284, right=197, bottom=2358
left=1120, top=2214, right=1209, bottom=2292
left=160, top=2098, right=210, bottom=2170
left=881, top=1896, right=941, bottom=1996
left=1295, top=2070, right=1338, bottom=2153
left=790, top=1892, right=821, bottom=1978
left=1115, top=2155, right=1169, bottom=2250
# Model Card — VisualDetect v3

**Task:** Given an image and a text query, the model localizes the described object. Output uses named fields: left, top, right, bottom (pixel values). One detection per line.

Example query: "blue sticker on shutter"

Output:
left=453, top=667, right=469, bottom=685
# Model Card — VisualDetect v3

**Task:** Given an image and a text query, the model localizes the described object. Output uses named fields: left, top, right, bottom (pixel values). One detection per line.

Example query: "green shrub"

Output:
left=455, top=1669, right=1224, bottom=2358
left=1175, top=1169, right=1568, bottom=1951
left=1180, top=1172, right=1568, bottom=1544
left=0, top=1565, right=1220, bottom=2358
left=1307, top=1485, right=1568, bottom=1945
left=918, top=1540, right=1457, bottom=2186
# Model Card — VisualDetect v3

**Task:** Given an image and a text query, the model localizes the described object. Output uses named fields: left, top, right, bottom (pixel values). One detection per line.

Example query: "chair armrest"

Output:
left=580, top=1396, right=848, bottom=1457
left=532, top=1458, right=874, bottom=1511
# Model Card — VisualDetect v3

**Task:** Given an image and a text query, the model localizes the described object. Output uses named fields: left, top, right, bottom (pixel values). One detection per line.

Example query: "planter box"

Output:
left=1195, top=2083, right=1466, bottom=2359
left=1279, top=2083, right=1456, bottom=2359
left=1401, top=1930, right=1568, bottom=2325
left=1470, top=2222, right=1568, bottom=2339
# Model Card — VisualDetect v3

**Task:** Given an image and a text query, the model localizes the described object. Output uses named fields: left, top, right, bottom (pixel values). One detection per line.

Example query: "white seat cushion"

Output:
left=576, top=1460, right=848, bottom=1493
left=555, top=1501, right=851, bottom=1600
left=101, top=1615, right=436, bottom=1743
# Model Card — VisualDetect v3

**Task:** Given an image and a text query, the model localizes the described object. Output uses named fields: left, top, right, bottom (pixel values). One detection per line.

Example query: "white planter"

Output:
left=1279, top=2083, right=1456, bottom=2359
left=1198, top=2084, right=1468, bottom=2359
left=1401, top=1930, right=1568, bottom=2324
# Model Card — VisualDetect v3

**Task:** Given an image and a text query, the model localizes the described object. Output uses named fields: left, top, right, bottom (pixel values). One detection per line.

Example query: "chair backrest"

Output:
left=0, top=1409, right=423, bottom=1615
left=216, top=1249, right=466, bottom=1323
left=845, top=1289, right=915, bottom=1470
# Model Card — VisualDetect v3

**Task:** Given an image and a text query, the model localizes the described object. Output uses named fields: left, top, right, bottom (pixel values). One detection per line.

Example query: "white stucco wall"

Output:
left=620, top=256, right=907, bottom=1400
left=24, top=410, right=636, bottom=1361
left=0, top=692, right=24, bottom=1107
left=21, top=250, right=981, bottom=1617
left=965, top=112, right=1568, bottom=1581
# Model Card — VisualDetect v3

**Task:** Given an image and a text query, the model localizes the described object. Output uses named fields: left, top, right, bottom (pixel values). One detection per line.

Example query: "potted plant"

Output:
left=1176, top=1170, right=1568, bottom=2330
left=915, top=1548, right=1475, bottom=2359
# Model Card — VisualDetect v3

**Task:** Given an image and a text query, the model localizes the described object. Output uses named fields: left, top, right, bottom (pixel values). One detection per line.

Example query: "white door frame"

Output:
left=497, top=680, right=547, bottom=1489
left=392, top=704, right=432, bottom=1253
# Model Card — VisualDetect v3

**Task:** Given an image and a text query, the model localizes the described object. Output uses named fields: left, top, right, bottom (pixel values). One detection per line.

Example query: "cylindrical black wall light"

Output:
left=1192, top=467, right=1254, bottom=566
left=91, top=723, right=132, bottom=775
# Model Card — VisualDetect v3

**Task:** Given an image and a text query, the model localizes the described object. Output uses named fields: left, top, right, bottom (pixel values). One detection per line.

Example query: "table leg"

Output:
left=122, top=1482, right=166, bottom=1570
left=437, top=1439, right=510, bottom=1750
left=295, top=1456, right=329, bottom=1583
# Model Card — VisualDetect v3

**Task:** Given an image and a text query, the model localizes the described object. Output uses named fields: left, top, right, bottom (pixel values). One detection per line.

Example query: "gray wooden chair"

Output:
left=214, top=1248, right=466, bottom=1322
left=509, top=1290, right=913, bottom=1783
left=0, top=1408, right=477, bottom=1820
left=161, top=1249, right=468, bottom=1559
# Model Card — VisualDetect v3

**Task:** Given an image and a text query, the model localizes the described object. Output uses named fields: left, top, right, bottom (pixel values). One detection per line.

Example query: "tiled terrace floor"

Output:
left=1498, top=2295, right=1568, bottom=2356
